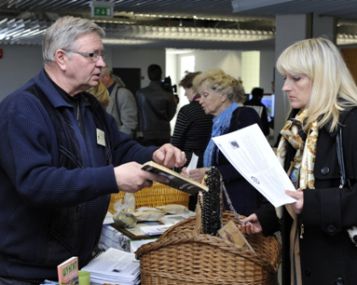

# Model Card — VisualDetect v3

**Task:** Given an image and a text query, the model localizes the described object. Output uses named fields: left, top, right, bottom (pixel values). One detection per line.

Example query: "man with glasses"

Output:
left=0, top=16, right=186, bottom=283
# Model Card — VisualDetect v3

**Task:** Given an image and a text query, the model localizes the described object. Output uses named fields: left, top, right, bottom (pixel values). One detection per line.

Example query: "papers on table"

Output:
left=81, top=248, right=140, bottom=285
left=103, top=212, right=114, bottom=225
left=212, top=123, right=296, bottom=208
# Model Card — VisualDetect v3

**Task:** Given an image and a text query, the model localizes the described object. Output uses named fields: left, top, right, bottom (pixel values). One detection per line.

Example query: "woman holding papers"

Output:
left=242, top=37, right=357, bottom=285
left=181, top=69, right=264, bottom=216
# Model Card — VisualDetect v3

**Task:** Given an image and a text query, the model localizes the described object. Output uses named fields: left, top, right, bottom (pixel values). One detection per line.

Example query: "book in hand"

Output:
left=57, top=256, right=78, bottom=285
left=141, top=161, right=208, bottom=195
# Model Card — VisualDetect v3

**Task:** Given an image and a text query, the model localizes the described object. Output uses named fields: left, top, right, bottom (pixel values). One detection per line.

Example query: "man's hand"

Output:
left=114, top=162, right=156, bottom=193
left=152, top=143, right=186, bottom=168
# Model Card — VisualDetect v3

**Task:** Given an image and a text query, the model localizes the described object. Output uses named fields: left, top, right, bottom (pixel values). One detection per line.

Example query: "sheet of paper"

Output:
left=212, top=123, right=296, bottom=207
left=103, top=212, right=114, bottom=225
left=187, top=152, right=199, bottom=170
left=82, top=248, right=140, bottom=284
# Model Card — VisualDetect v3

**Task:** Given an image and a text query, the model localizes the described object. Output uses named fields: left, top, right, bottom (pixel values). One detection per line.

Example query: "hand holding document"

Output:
left=212, top=124, right=296, bottom=208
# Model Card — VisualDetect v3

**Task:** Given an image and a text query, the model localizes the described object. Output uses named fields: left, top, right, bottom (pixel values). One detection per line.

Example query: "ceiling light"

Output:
left=231, top=0, right=295, bottom=12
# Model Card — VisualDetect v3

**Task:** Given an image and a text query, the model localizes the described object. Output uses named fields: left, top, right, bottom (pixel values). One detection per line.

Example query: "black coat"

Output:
left=257, top=108, right=357, bottom=285
left=213, top=106, right=265, bottom=216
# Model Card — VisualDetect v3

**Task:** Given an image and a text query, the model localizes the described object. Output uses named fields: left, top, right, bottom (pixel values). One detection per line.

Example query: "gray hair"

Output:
left=193, top=69, right=245, bottom=103
left=42, top=16, right=105, bottom=63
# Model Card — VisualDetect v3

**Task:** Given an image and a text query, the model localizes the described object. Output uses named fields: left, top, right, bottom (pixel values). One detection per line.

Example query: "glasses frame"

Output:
left=63, top=49, right=105, bottom=62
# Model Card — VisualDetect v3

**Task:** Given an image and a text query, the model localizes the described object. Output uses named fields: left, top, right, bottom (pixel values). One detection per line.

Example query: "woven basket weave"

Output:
left=108, top=182, right=189, bottom=213
left=136, top=211, right=281, bottom=285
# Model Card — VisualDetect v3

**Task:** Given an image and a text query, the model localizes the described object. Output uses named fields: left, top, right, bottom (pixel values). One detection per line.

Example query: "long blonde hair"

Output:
left=87, top=81, right=110, bottom=107
left=277, top=37, right=357, bottom=131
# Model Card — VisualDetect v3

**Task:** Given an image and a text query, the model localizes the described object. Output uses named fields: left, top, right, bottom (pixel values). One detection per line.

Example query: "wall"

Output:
left=110, top=47, right=166, bottom=88
left=0, top=45, right=43, bottom=100
left=0, top=45, right=275, bottom=109
left=194, top=49, right=242, bottom=79
left=0, top=45, right=166, bottom=102
left=260, top=50, right=275, bottom=93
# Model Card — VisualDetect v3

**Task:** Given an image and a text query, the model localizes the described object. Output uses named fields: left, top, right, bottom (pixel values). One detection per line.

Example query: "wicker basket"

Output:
left=136, top=211, right=281, bottom=285
left=108, top=182, right=189, bottom=213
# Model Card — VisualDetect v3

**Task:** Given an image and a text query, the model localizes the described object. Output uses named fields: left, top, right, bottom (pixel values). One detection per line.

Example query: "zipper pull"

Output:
left=300, top=223, right=304, bottom=239
left=76, top=103, right=81, bottom=128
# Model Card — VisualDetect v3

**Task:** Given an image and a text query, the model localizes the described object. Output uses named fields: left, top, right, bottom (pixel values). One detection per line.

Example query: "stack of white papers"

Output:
left=212, top=123, right=296, bottom=207
left=98, top=224, right=131, bottom=252
left=81, top=248, right=140, bottom=285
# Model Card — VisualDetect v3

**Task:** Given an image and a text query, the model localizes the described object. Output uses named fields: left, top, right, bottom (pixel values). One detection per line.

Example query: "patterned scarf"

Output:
left=203, top=102, right=239, bottom=167
left=276, top=108, right=319, bottom=285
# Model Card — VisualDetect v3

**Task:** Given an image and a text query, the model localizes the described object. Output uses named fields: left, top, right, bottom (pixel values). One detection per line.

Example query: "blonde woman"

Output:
left=182, top=69, right=265, bottom=216
left=88, top=80, right=110, bottom=107
left=242, top=38, right=357, bottom=285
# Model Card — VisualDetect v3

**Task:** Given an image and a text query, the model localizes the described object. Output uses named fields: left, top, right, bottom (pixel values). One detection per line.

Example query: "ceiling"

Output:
left=1, top=0, right=357, bottom=49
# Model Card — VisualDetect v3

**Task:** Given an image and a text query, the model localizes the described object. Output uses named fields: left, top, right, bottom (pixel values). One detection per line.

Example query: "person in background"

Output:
left=241, top=37, right=357, bottom=285
left=100, top=67, right=138, bottom=138
left=87, top=80, right=110, bottom=107
left=171, top=71, right=212, bottom=167
left=136, top=64, right=177, bottom=146
left=171, top=71, right=213, bottom=210
left=244, top=87, right=270, bottom=136
left=181, top=69, right=264, bottom=216
left=0, top=16, right=185, bottom=283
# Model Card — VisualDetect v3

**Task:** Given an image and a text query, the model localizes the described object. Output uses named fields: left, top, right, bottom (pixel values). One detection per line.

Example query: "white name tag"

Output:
left=96, top=128, right=106, bottom=147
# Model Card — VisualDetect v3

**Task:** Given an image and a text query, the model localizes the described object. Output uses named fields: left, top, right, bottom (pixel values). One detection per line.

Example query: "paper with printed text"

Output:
left=212, top=123, right=296, bottom=207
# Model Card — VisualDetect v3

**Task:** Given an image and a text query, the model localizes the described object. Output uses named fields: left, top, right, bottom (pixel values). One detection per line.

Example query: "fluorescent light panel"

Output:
left=232, top=0, right=295, bottom=12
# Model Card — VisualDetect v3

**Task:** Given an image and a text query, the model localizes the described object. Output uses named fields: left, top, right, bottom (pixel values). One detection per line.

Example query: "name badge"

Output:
left=96, top=128, right=106, bottom=147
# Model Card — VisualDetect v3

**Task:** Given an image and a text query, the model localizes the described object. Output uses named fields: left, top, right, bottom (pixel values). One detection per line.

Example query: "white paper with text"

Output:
left=212, top=123, right=296, bottom=207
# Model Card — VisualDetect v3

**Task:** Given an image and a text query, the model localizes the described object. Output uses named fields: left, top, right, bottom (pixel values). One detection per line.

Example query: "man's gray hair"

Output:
left=42, top=16, right=105, bottom=63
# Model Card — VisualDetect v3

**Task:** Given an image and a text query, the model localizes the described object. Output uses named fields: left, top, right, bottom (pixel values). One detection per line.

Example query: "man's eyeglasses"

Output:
left=64, top=49, right=105, bottom=62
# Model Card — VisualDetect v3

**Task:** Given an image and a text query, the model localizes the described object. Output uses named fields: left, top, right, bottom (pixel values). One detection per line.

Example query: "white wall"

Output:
left=194, top=49, right=242, bottom=79
left=0, top=45, right=43, bottom=100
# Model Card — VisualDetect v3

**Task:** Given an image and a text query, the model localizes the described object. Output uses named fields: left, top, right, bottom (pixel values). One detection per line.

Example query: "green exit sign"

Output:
left=94, top=7, right=111, bottom=17
left=91, top=1, right=113, bottom=18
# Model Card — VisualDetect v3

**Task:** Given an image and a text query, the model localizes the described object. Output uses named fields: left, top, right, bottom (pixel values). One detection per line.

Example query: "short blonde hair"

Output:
left=193, top=69, right=245, bottom=103
left=277, top=37, right=357, bottom=131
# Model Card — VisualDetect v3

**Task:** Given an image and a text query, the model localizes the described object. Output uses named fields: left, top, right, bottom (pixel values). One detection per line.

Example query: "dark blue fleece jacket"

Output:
left=0, top=70, right=156, bottom=281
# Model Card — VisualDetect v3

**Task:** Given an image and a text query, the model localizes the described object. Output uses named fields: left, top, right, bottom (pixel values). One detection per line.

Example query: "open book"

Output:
left=141, top=161, right=208, bottom=195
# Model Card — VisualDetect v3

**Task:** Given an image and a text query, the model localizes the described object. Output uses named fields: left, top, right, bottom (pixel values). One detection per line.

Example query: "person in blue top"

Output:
left=0, top=16, right=185, bottom=284
left=181, top=69, right=264, bottom=216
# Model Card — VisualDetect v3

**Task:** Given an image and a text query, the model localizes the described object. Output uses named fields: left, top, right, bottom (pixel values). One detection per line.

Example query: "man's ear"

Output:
left=54, top=49, right=68, bottom=71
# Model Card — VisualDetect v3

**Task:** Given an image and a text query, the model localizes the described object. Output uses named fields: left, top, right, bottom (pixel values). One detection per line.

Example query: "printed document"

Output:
left=81, top=248, right=140, bottom=285
left=212, top=124, right=296, bottom=207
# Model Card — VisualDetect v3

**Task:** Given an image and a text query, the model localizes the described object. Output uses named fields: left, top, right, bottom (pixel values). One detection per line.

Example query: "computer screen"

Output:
left=261, top=94, right=275, bottom=121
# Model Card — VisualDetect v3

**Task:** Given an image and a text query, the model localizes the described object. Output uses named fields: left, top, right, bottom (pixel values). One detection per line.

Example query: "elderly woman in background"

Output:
left=182, top=69, right=264, bottom=216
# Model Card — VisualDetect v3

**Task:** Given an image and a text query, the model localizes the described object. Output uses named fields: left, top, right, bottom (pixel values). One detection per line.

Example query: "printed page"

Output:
left=81, top=248, right=140, bottom=283
left=212, top=123, right=296, bottom=207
